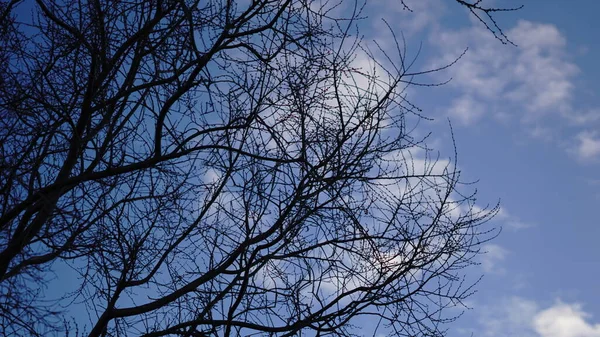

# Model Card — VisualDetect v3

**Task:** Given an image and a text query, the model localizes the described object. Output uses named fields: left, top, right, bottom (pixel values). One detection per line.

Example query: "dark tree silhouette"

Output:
left=0, top=0, right=518, bottom=336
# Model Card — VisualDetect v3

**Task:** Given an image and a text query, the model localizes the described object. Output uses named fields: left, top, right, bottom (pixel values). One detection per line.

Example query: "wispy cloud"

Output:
left=480, top=244, right=508, bottom=275
left=478, top=297, right=539, bottom=337
left=422, top=18, right=600, bottom=161
left=429, top=20, right=580, bottom=121
left=369, top=0, right=600, bottom=163
left=372, top=0, right=446, bottom=36
left=496, top=207, right=534, bottom=231
left=448, top=95, right=485, bottom=125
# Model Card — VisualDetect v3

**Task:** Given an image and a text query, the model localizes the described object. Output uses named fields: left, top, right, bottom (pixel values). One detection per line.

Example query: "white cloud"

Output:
left=417, top=17, right=600, bottom=164
left=507, top=24, right=577, bottom=115
left=366, top=1, right=600, bottom=166
left=573, top=131, right=600, bottom=161
left=534, top=303, right=600, bottom=337
left=475, top=298, right=600, bottom=337
left=429, top=20, right=579, bottom=122
left=509, top=21, right=567, bottom=49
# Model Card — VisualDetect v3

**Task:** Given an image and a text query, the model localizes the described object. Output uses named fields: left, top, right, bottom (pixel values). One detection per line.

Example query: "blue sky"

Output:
left=359, top=1, right=600, bottom=336
left=8, top=1, right=598, bottom=335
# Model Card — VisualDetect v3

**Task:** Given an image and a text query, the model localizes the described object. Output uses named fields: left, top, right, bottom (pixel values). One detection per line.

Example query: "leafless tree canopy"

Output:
left=0, top=0, right=517, bottom=336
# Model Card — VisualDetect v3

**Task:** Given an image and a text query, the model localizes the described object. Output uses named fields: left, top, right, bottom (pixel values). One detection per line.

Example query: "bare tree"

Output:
left=0, top=0, right=518, bottom=336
